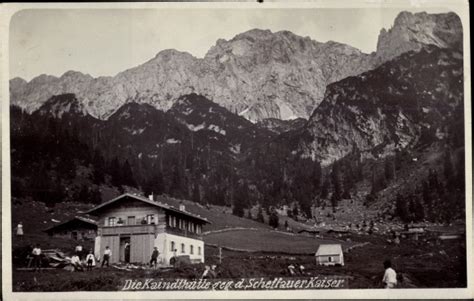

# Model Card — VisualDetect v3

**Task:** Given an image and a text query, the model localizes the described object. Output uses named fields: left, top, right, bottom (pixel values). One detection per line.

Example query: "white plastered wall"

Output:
left=155, top=233, right=204, bottom=264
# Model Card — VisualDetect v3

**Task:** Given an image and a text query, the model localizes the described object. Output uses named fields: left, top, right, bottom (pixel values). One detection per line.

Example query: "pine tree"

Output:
left=331, top=162, right=342, bottom=206
left=395, top=193, right=409, bottom=222
left=109, top=157, right=122, bottom=188
left=443, top=148, right=455, bottom=190
left=232, top=201, right=245, bottom=217
left=89, top=187, right=103, bottom=204
left=320, top=177, right=330, bottom=199
left=92, top=149, right=105, bottom=184
left=292, top=206, right=299, bottom=220
left=342, top=172, right=353, bottom=199
left=256, top=207, right=265, bottom=223
left=384, top=157, right=395, bottom=181
left=143, top=171, right=165, bottom=197
left=455, top=150, right=465, bottom=190
left=169, top=165, right=183, bottom=198
left=192, top=183, right=201, bottom=204
left=269, top=211, right=279, bottom=229
left=413, top=197, right=425, bottom=221
left=122, top=160, right=136, bottom=187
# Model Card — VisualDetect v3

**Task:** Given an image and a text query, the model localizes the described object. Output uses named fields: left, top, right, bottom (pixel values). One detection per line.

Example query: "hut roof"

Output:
left=44, top=216, right=98, bottom=233
left=315, top=244, right=343, bottom=256
left=85, top=193, right=210, bottom=224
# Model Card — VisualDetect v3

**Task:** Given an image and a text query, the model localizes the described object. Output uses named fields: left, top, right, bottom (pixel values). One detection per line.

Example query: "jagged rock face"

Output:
left=10, top=11, right=462, bottom=123
left=257, top=117, right=307, bottom=134
left=298, top=46, right=463, bottom=166
left=10, top=29, right=375, bottom=122
left=34, top=93, right=88, bottom=118
left=168, top=93, right=275, bottom=152
left=203, top=30, right=375, bottom=122
left=376, top=11, right=462, bottom=63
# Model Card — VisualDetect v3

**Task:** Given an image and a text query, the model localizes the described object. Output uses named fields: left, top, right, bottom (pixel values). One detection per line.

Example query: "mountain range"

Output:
left=10, top=11, right=462, bottom=123
left=10, top=11, right=465, bottom=223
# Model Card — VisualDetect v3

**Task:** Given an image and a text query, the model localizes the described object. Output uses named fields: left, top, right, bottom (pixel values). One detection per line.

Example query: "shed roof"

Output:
left=44, top=216, right=98, bottom=233
left=85, top=193, right=210, bottom=224
left=315, top=244, right=343, bottom=256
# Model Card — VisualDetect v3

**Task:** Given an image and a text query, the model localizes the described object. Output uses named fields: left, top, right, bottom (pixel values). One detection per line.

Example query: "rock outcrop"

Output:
left=10, top=11, right=463, bottom=124
left=10, top=30, right=375, bottom=122
left=376, top=11, right=462, bottom=63
left=298, top=46, right=464, bottom=166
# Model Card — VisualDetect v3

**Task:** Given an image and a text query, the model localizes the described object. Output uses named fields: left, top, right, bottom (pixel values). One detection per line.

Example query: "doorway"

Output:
left=119, top=236, right=131, bottom=263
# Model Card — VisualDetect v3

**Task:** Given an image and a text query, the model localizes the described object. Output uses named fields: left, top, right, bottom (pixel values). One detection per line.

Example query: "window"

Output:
left=190, top=245, right=194, bottom=254
left=181, top=243, right=185, bottom=253
left=170, top=241, right=175, bottom=252
left=196, top=225, right=201, bottom=234
left=173, top=216, right=177, bottom=227
left=108, top=217, right=116, bottom=226
left=198, top=246, right=201, bottom=255
left=328, top=257, right=333, bottom=262
left=146, top=214, right=155, bottom=224
left=127, top=216, right=135, bottom=225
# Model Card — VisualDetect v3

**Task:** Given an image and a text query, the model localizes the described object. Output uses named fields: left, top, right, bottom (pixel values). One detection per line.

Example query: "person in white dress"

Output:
left=16, top=222, right=24, bottom=240
left=85, top=250, right=96, bottom=271
left=382, top=259, right=397, bottom=288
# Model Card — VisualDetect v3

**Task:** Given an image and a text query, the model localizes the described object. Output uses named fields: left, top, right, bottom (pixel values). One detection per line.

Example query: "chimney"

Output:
left=179, top=203, right=186, bottom=211
left=148, top=194, right=154, bottom=201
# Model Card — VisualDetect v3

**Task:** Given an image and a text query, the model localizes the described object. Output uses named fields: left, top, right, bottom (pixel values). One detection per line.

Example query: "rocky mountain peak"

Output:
left=60, top=70, right=90, bottom=80
left=233, top=28, right=274, bottom=41
left=152, top=49, right=196, bottom=62
left=109, top=101, right=157, bottom=121
left=35, top=93, right=88, bottom=118
left=10, top=77, right=27, bottom=86
left=29, top=74, right=58, bottom=85
left=299, top=46, right=464, bottom=166
left=376, top=11, right=462, bottom=63
left=9, top=11, right=462, bottom=123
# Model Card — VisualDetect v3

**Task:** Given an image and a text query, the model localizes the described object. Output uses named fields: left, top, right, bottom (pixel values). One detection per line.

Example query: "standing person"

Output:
left=86, top=250, right=96, bottom=271
left=16, top=222, right=24, bottom=240
left=382, top=259, right=397, bottom=288
left=101, top=246, right=111, bottom=267
left=209, top=265, right=217, bottom=278
left=124, top=242, right=130, bottom=263
left=75, top=244, right=83, bottom=260
left=149, top=247, right=159, bottom=268
left=31, top=244, right=42, bottom=272
left=201, top=265, right=211, bottom=279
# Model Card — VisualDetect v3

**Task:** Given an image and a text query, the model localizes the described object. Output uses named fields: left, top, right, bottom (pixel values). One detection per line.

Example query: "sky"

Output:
left=9, top=7, right=454, bottom=81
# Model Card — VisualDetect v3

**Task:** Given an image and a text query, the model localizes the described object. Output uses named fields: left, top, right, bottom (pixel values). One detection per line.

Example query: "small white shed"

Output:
left=315, top=244, right=344, bottom=266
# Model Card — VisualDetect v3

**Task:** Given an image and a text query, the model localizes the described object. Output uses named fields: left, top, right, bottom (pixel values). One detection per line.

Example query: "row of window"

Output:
left=170, top=241, right=201, bottom=255
left=167, top=215, right=202, bottom=234
left=107, top=215, right=156, bottom=226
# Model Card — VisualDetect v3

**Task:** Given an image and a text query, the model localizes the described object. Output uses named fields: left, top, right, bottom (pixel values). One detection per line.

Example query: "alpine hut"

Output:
left=315, top=244, right=344, bottom=266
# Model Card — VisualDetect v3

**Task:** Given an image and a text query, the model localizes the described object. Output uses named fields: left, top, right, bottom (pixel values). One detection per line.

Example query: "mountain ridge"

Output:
left=10, top=11, right=462, bottom=123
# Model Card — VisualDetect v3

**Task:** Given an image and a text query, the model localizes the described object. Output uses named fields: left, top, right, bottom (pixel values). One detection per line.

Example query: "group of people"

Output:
left=71, top=245, right=158, bottom=270
left=287, top=263, right=306, bottom=276
left=70, top=249, right=97, bottom=272
left=201, top=265, right=218, bottom=279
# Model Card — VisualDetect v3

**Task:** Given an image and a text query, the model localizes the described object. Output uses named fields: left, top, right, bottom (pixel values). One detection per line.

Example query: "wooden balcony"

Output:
left=165, top=226, right=203, bottom=240
left=100, top=224, right=163, bottom=236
